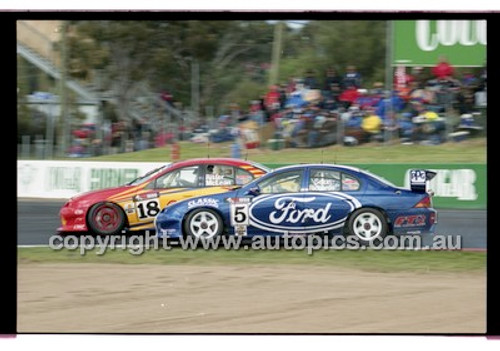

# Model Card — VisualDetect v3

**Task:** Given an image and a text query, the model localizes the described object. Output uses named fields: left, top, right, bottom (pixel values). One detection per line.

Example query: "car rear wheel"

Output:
left=184, top=208, right=223, bottom=240
left=87, top=202, right=126, bottom=235
left=347, top=208, right=387, bottom=245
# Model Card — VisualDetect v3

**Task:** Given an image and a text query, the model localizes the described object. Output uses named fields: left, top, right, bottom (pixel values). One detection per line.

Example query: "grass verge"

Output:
left=18, top=247, right=485, bottom=273
left=81, top=137, right=486, bottom=164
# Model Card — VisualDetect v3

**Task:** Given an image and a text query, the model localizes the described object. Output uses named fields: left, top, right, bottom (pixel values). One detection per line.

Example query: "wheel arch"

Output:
left=344, top=205, right=391, bottom=234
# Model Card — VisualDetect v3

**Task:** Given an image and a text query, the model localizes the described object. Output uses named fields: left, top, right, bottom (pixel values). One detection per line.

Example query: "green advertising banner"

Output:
left=264, top=163, right=486, bottom=209
left=17, top=160, right=485, bottom=209
left=393, top=20, right=486, bottom=67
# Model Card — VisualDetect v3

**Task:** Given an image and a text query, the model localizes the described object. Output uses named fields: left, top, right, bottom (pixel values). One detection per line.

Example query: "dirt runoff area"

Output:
left=17, top=263, right=485, bottom=333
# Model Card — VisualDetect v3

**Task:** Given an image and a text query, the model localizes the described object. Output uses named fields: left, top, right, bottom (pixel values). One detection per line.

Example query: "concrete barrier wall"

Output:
left=17, top=160, right=166, bottom=199
left=17, top=160, right=486, bottom=209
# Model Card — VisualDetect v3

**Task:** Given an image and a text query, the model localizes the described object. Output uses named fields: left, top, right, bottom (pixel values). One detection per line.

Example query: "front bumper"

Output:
left=58, top=203, right=89, bottom=232
left=154, top=212, right=183, bottom=239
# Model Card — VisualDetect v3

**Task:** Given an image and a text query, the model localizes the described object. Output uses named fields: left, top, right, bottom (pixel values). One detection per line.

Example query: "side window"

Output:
left=235, top=168, right=255, bottom=185
left=155, top=166, right=200, bottom=188
left=205, top=164, right=235, bottom=186
left=259, top=170, right=303, bottom=194
left=342, top=173, right=361, bottom=191
left=309, top=169, right=341, bottom=191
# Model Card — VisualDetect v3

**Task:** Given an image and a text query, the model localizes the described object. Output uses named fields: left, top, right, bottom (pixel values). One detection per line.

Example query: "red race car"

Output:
left=59, top=158, right=270, bottom=235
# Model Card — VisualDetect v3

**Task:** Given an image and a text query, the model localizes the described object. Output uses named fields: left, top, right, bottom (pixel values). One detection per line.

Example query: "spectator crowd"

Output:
left=228, top=55, right=486, bottom=148
left=68, top=55, right=487, bottom=156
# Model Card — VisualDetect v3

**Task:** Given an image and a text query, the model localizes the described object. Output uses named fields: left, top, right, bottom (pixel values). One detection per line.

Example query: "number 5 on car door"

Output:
left=230, top=203, right=249, bottom=226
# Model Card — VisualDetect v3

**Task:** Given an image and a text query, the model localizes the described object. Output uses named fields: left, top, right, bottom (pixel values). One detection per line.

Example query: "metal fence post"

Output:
left=21, top=135, right=31, bottom=159
left=384, top=20, right=394, bottom=146
left=444, top=88, right=454, bottom=142
left=34, top=135, right=44, bottom=159
left=337, top=114, right=344, bottom=147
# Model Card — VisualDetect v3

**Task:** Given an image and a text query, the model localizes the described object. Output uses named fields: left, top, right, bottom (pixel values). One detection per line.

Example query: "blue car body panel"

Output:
left=154, top=164, right=437, bottom=238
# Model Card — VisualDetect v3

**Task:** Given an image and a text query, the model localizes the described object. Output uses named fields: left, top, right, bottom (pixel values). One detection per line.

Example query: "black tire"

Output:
left=183, top=208, right=223, bottom=240
left=347, top=208, right=388, bottom=246
left=87, top=202, right=126, bottom=235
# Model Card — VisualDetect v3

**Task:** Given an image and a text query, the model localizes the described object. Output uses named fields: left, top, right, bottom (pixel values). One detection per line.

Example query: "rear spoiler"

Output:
left=409, top=169, right=437, bottom=193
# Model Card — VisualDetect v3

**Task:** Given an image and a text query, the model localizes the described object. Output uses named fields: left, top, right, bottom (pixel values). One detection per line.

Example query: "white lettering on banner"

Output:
left=416, top=20, right=438, bottom=52
left=17, top=160, right=167, bottom=199
left=416, top=20, right=487, bottom=52
left=432, top=169, right=477, bottom=201
left=458, top=21, right=479, bottom=46
left=269, top=197, right=332, bottom=224
left=46, top=167, right=82, bottom=192
left=438, top=21, right=459, bottom=46
left=476, top=20, right=487, bottom=45
left=404, top=169, right=478, bottom=201
left=18, top=163, right=38, bottom=192
left=90, top=168, right=139, bottom=190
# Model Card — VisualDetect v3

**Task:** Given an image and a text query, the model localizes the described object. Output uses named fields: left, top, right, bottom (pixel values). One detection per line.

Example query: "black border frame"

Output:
left=8, top=10, right=496, bottom=337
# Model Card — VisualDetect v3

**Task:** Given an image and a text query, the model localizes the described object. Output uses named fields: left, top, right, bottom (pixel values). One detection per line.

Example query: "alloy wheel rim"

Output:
left=93, top=205, right=120, bottom=232
left=189, top=211, right=219, bottom=239
left=353, top=213, right=382, bottom=241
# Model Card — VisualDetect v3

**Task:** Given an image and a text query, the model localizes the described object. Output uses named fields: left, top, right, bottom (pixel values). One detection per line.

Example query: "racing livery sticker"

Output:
left=230, top=202, right=250, bottom=226
left=394, top=215, right=426, bottom=228
left=188, top=198, right=220, bottom=208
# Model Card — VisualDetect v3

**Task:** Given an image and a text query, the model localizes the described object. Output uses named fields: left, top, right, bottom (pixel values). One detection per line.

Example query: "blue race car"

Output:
left=154, top=164, right=437, bottom=244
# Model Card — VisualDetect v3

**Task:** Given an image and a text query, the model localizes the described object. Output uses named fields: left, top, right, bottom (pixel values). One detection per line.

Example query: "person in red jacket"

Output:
left=432, top=55, right=454, bottom=79
left=338, top=86, right=360, bottom=109
left=264, top=85, right=281, bottom=112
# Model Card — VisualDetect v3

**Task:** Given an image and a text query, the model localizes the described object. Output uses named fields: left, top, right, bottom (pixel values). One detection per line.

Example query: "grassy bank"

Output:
left=18, top=247, right=486, bottom=273
left=82, top=137, right=486, bottom=164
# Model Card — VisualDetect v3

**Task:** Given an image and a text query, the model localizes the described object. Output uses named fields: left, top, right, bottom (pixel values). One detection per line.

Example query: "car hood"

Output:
left=69, top=185, right=138, bottom=204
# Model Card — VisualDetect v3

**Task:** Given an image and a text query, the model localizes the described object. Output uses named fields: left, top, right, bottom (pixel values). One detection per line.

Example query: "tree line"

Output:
left=17, top=20, right=387, bottom=144
left=69, top=20, right=387, bottom=118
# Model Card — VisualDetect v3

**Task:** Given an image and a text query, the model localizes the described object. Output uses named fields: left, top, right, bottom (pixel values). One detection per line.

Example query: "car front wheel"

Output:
left=87, top=202, right=126, bottom=235
left=184, top=208, right=223, bottom=240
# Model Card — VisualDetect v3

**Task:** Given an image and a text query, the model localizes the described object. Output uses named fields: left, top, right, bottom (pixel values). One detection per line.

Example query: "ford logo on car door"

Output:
left=249, top=193, right=361, bottom=233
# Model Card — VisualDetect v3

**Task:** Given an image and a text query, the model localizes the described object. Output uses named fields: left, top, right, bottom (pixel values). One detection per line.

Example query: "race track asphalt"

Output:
left=17, top=198, right=487, bottom=249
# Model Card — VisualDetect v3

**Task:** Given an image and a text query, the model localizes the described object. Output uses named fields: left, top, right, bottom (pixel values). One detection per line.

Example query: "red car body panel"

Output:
left=58, top=158, right=269, bottom=233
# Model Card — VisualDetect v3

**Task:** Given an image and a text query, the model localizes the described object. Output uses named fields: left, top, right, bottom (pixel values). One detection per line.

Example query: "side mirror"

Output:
left=245, top=187, right=261, bottom=197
